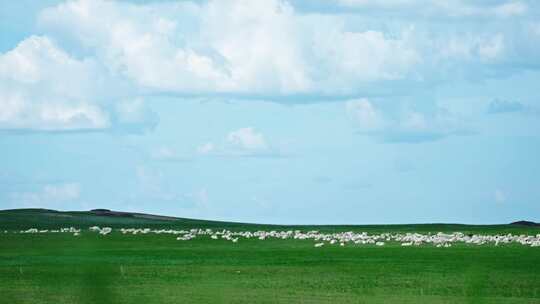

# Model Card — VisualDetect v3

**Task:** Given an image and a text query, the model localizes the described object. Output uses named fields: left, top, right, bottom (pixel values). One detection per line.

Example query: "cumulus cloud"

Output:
left=10, top=183, right=81, bottom=206
left=198, top=127, right=284, bottom=157
left=35, top=0, right=424, bottom=96
left=38, top=0, right=299, bottom=93
left=227, top=127, right=268, bottom=151
left=0, top=36, right=110, bottom=131
left=2, top=0, right=539, bottom=133
left=0, top=36, right=158, bottom=133
left=197, top=143, right=215, bottom=155
left=346, top=99, right=387, bottom=131
left=346, top=99, right=470, bottom=143
left=38, top=0, right=540, bottom=95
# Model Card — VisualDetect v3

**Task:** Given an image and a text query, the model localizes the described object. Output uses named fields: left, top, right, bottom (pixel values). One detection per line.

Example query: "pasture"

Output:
left=1, top=209, right=540, bottom=304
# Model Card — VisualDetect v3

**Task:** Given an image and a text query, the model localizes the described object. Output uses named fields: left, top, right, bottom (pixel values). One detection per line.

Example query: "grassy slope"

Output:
left=1, top=208, right=539, bottom=234
left=1, top=209, right=540, bottom=304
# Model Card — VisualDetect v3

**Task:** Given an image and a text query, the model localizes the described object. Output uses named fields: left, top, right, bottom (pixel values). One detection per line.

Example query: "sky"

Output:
left=1, top=0, right=539, bottom=224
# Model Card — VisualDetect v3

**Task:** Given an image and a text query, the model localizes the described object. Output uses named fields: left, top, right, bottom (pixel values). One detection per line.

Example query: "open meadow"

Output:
left=1, top=209, right=540, bottom=304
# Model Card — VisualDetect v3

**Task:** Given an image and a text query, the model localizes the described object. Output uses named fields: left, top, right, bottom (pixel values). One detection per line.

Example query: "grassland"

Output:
left=1, top=209, right=540, bottom=303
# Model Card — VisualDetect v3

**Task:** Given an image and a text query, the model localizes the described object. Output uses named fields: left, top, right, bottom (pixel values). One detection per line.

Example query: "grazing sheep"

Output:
left=12, top=226, right=540, bottom=248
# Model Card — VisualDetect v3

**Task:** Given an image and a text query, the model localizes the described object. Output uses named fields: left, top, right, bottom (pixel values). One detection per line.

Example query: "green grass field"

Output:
left=1, top=209, right=540, bottom=303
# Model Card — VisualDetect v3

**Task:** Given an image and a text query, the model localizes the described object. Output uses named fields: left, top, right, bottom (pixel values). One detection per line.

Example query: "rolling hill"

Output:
left=1, top=208, right=539, bottom=234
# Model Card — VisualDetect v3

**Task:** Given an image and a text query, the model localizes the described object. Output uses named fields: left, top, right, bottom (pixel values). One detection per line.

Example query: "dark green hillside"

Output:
left=1, top=209, right=539, bottom=234
left=0, top=208, right=245, bottom=230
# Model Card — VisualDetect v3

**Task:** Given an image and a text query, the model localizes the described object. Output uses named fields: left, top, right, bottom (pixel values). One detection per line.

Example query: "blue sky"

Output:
left=1, top=0, right=539, bottom=224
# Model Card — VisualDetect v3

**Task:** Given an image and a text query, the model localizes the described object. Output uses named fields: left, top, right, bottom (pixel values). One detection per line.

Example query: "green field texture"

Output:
left=1, top=209, right=540, bottom=304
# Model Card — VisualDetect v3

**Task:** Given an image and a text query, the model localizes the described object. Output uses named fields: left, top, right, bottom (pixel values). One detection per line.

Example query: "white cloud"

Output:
left=0, top=36, right=161, bottom=132
left=197, top=142, right=215, bottom=155
left=1, top=0, right=538, bottom=133
left=346, top=99, right=387, bottom=131
left=10, top=183, right=81, bottom=206
left=39, top=0, right=240, bottom=92
left=34, top=0, right=537, bottom=100
left=37, top=0, right=421, bottom=95
left=0, top=36, right=110, bottom=131
left=227, top=127, right=268, bottom=151
left=346, top=99, right=469, bottom=143
left=197, top=127, right=284, bottom=157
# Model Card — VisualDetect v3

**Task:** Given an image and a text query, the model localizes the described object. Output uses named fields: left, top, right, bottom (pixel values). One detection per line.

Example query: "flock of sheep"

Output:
left=8, top=226, right=540, bottom=247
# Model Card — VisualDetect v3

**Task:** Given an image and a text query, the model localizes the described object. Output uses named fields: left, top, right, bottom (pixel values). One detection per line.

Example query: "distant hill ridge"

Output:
left=0, top=208, right=243, bottom=230
left=510, top=220, right=540, bottom=227
left=89, top=209, right=180, bottom=221
left=0, top=208, right=539, bottom=232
